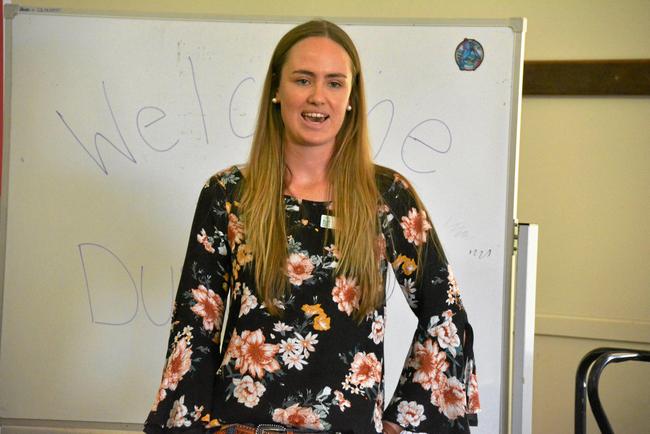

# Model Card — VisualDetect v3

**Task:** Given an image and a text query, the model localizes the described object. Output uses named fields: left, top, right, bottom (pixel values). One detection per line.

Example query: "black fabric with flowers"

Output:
left=144, top=166, right=480, bottom=434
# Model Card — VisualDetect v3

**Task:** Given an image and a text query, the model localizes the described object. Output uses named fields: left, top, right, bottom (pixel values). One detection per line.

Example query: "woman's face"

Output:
left=275, top=36, right=353, bottom=152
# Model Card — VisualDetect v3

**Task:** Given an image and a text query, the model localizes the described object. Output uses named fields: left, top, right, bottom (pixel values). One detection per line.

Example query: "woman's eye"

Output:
left=329, top=81, right=343, bottom=88
left=296, top=78, right=310, bottom=86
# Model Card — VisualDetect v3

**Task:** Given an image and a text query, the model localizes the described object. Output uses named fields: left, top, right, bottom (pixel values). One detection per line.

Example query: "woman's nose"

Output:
left=307, top=82, right=325, bottom=104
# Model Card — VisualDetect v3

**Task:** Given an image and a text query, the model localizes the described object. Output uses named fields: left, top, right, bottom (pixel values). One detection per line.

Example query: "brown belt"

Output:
left=214, top=424, right=340, bottom=434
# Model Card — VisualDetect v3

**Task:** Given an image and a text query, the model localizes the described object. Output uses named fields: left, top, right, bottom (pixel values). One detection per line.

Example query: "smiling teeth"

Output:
left=304, top=112, right=327, bottom=119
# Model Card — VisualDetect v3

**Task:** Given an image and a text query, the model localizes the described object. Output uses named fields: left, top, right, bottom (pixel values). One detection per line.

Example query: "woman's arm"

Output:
left=144, top=175, right=234, bottom=433
left=379, top=172, right=480, bottom=433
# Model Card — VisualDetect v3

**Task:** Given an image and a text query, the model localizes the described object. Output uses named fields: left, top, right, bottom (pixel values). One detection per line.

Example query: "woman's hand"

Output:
left=382, top=420, right=402, bottom=434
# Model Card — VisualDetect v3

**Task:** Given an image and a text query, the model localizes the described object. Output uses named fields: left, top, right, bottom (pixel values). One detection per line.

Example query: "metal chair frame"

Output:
left=575, top=347, right=650, bottom=434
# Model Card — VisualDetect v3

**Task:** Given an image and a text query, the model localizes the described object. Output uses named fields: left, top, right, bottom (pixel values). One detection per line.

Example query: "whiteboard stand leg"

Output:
left=511, top=223, right=538, bottom=434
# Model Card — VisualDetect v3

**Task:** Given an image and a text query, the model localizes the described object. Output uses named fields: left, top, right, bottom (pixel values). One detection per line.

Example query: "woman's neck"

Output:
left=283, top=143, right=333, bottom=201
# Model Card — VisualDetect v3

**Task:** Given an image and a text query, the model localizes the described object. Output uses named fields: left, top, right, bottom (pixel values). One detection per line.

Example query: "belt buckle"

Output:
left=255, top=424, right=287, bottom=434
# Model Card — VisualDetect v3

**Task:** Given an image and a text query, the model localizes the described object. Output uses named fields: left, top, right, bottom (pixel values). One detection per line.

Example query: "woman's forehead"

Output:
left=282, top=36, right=352, bottom=77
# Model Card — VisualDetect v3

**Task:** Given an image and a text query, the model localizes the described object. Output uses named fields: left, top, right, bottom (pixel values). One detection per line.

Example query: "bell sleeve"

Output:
left=381, top=174, right=481, bottom=433
left=144, top=176, right=233, bottom=433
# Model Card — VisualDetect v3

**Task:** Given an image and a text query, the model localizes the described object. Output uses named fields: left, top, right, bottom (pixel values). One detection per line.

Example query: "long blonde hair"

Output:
left=241, top=20, right=382, bottom=320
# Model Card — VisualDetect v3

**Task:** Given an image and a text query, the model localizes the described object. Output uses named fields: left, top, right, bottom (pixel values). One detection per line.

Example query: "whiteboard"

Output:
left=0, top=11, right=524, bottom=433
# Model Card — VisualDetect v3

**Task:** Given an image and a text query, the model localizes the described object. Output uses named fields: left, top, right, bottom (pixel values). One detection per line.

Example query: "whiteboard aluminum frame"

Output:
left=0, top=7, right=526, bottom=433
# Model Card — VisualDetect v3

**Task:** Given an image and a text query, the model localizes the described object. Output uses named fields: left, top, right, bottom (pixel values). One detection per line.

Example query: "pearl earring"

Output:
left=272, top=97, right=278, bottom=104
left=346, top=105, right=352, bottom=112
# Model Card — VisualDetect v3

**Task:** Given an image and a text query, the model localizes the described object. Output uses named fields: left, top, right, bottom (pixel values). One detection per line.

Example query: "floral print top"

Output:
left=144, top=166, right=480, bottom=434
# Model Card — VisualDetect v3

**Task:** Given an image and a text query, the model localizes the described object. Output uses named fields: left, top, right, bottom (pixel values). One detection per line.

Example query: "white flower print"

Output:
left=279, top=337, right=301, bottom=356
left=282, top=350, right=308, bottom=370
left=428, top=314, right=460, bottom=356
left=273, top=321, right=293, bottom=334
left=368, top=313, right=385, bottom=344
left=396, top=400, right=427, bottom=427
left=166, top=395, right=192, bottom=428
left=333, top=390, right=351, bottom=412
left=295, top=332, right=319, bottom=358
left=446, top=265, right=462, bottom=306
left=373, top=391, right=384, bottom=433
left=239, top=284, right=258, bottom=317
left=191, top=405, right=204, bottom=422
left=400, top=278, right=418, bottom=308
left=196, top=228, right=215, bottom=253
left=233, top=375, right=266, bottom=408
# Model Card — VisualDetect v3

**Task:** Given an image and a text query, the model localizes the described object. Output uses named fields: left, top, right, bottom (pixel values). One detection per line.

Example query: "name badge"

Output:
left=320, top=214, right=336, bottom=229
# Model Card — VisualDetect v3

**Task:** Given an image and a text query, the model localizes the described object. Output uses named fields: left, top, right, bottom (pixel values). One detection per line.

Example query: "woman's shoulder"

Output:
left=374, top=164, right=416, bottom=205
left=204, top=164, right=245, bottom=193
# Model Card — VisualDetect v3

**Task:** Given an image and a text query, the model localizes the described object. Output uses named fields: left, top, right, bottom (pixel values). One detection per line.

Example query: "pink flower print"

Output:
left=333, top=390, right=351, bottom=412
left=272, top=403, right=324, bottom=430
left=196, top=228, right=215, bottom=253
left=232, top=375, right=266, bottom=408
left=348, top=351, right=382, bottom=389
left=396, top=400, right=427, bottom=427
left=432, top=376, right=466, bottom=420
left=227, top=213, right=244, bottom=249
left=400, top=208, right=432, bottom=246
left=331, top=276, right=360, bottom=316
left=190, top=285, right=224, bottom=332
left=468, top=372, right=481, bottom=414
left=409, top=339, right=449, bottom=391
left=286, top=252, right=314, bottom=286
left=235, top=329, right=280, bottom=379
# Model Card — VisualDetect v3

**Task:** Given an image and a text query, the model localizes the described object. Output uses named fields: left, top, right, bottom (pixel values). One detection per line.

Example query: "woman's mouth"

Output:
left=302, top=112, right=329, bottom=123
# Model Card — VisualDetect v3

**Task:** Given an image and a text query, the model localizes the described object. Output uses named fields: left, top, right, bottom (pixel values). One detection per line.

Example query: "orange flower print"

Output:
left=232, top=375, right=266, bottom=408
left=196, top=229, right=215, bottom=253
left=313, top=314, right=331, bottom=331
left=400, top=207, right=432, bottom=246
left=236, top=244, right=253, bottom=266
left=431, top=376, right=466, bottom=420
left=468, top=372, right=481, bottom=414
left=393, top=254, right=417, bottom=276
left=287, top=252, right=314, bottom=286
left=332, top=276, right=360, bottom=316
left=190, top=285, right=224, bottom=332
left=396, top=400, right=427, bottom=428
left=272, top=403, right=325, bottom=430
left=227, top=213, right=244, bottom=249
left=234, top=329, right=280, bottom=379
left=347, top=351, right=382, bottom=390
left=409, top=339, right=449, bottom=391
left=401, top=257, right=417, bottom=276
left=301, top=304, right=325, bottom=317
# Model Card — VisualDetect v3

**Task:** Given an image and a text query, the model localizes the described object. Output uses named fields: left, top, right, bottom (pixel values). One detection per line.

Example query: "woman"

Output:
left=144, top=20, right=480, bottom=434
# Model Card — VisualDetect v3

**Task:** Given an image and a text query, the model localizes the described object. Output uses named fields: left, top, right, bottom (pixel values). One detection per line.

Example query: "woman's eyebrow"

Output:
left=290, top=69, right=348, bottom=79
